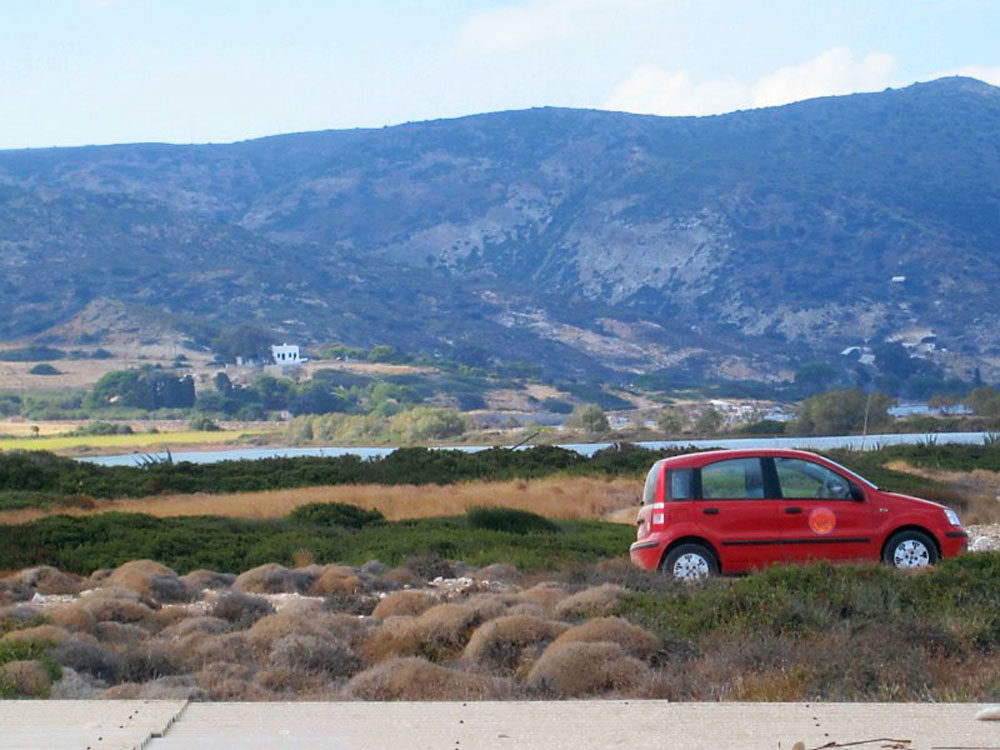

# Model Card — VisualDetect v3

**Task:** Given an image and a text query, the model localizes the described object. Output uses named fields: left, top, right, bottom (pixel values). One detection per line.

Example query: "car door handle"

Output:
left=702, top=508, right=720, bottom=515
left=785, top=507, right=803, bottom=514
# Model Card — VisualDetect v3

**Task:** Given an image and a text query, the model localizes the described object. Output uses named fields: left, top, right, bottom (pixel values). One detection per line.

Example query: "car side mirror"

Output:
left=849, top=484, right=866, bottom=502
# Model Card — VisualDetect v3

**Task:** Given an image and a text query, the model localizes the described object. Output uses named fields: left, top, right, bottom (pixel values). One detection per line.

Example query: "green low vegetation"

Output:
left=3, top=441, right=994, bottom=511
left=615, top=554, right=1000, bottom=700
left=0, top=511, right=632, bottom=574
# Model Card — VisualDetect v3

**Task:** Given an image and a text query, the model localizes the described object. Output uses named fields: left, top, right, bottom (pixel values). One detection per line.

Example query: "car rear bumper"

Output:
left=630, top=539, right=663, bottom=570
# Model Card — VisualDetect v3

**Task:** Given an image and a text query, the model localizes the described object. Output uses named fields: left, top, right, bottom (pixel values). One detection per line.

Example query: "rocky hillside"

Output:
left=1, top=77, right=999, bottom=383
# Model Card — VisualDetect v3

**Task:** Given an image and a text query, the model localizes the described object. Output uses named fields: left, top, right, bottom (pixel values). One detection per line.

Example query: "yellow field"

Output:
left=0, top=476, right=641, bottom=525
left=0, top=429, right=261, bottom=453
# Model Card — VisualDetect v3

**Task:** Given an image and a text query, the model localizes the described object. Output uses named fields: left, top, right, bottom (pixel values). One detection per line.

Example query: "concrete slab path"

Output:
left=2, top=701, right=999, bottom=750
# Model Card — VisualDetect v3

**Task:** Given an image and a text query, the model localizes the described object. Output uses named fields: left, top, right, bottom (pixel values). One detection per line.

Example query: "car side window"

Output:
left=699, top=458, right=765, bottom=500
left=775, top=458, right=852, bottom=499
left=669, top=469, right=692, bottom=501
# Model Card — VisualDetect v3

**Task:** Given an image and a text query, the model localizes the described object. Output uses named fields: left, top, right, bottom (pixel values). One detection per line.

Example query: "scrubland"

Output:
left=3, top=554, right=1000, bottom=702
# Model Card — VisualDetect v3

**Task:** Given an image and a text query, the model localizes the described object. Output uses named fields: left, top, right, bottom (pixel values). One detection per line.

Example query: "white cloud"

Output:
left=457, top=0, right=661, bottom=55
left=605, top=47, right=900, bottom=117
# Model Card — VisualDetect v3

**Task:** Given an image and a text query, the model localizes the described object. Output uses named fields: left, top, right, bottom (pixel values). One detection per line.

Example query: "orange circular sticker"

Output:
left=808, top=507, right=837, bottom=535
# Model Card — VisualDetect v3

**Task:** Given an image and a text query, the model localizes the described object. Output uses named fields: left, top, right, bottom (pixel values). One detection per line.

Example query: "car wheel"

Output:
left=883, top=530, right=939, bottom=569
left=662, top=543, right=718, bottom=581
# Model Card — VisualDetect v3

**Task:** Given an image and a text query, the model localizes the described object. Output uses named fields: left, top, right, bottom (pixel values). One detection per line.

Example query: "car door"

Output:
left=771, top=456, right=876, bottom=563
left=696, top=457, right=781, bottom=571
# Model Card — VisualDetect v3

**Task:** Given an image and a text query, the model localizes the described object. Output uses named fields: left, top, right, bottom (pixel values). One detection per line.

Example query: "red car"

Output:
left=630, top=448, right=968, bottom=580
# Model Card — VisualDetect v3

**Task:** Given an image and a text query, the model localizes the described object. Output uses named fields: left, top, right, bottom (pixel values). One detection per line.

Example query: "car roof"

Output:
left=652, top=448, right=829, bottom=469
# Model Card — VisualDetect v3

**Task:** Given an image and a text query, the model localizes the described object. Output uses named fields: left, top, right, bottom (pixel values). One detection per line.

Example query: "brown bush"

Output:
left=550, top=617, right=660, bottom=660
left=309, top=566, right=361, bottom=596
left=193, top=664, right=271, bottom=701
left=269, top=634, right=362, bottom=679
left=234, top=564, right=314, bottom=594
left=371, top=590, right=437, bottom=619
left=79, top=592, right=155, bottom=624
left=463, top=593, right=512, bottom=622
left=210, top=591, right=275, bottom=629
left=103, top=560, right=192, bottom=603
left=0, top=660, right=53, bottom=697
left=416, top=603, right=478, bottom=648
left=381, top=566, right=421, bottom=587
left=186, top=633, right=256, bottom=669
left=345, top=657, right=507, bottom=701
left=51, top=638, right=124, bottom=683
left=99, top=675, right=206, bottom=700
left=253, top=665, right=326, bottom=694
left=49, top=603, right=97, bottom=633
left=363, top=616, right=423, bottom=663
left=553, top=584, right=627, bottom=620
left=49, top=667, right=100, bottom=699
left=526, top=641, right=653, bottom=697
left=94, top=621, right=150, bottom=644
left=10, top=566, right=81, bottom=595
left=245, top=613, right=333, bottom=651
left=514, top=583, right=568, bottom=615
left=116, top=642, right=184, bottom=683
left=160, top=616, right=230, bottom=640
left=1, top=624, right=72, bottom=646
left=473, top=563, right=522, bottom=586
left=463, top=615, right=568, bottom=674
left=181, top=569, right=236, bottom=591
left=147, top=607, right=193, bottom=633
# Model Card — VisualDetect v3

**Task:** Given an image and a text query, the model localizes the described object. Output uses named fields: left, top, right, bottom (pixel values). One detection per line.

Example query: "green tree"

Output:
left=694, top=406, right=723, bottom=435
left=567, top=403, right=610, bottom=433
left=796, top=388, right=894, bottom=436
left=656, top=407, right=684, bottom=435
left=964, top=386, right=1000, bottom=417
left=212, top=326, right=273, bottom=364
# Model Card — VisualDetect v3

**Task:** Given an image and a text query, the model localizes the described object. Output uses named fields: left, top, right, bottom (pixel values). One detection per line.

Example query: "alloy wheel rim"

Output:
left=673, top=553, right=710, bottom=580
left=893, top=539, right=930, bottom=568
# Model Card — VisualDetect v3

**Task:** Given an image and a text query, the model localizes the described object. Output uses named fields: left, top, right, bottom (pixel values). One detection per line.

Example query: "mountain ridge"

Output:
left=1, top=77, right=998, bottom=386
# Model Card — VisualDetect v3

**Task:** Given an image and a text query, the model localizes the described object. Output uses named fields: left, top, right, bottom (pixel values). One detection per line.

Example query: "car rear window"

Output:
left=641, top=460, right=663, bottom=504
left=700, top=458, right=765, bottom=499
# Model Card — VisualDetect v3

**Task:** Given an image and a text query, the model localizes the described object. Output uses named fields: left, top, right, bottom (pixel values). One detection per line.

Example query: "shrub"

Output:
left=550, top=617, right=660, bottom=660
left=309, top=566, right=361, bottom=596
left=28, top=364, right=60, bottom=376
left=345, top=657, right=506, bottom=701
left=553, top=584, right=628, bottom=620
left=287, top=503, right=385, bottom=529
left=188, top=415, right=221, bottom=431
left=210, top=592, right=275, bottom=629
left=466, top=507, right=560, bottom=535
left=526, top=641, right=652, bottom=697
left=11, top=566, right=82, bottom=595
left=51, top=639, right=123, bottom=683
left=463, top=615, right=567, bottom=674
left=104, top=560, right=193, bottom=603
left=372, top=590, right=438, bottom=619
left=0, top=659, right=55, bottom=697
left=234, top=564, right=314, bottom=594
left=270, top=634, right=362, bottom=678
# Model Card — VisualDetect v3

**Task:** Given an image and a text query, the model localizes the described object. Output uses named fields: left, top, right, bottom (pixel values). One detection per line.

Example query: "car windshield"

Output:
left=816, top=456, right=879, bottom=489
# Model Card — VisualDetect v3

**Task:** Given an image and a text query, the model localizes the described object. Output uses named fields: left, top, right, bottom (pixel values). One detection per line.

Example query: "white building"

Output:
left=271, top=343, right=302, bottom=365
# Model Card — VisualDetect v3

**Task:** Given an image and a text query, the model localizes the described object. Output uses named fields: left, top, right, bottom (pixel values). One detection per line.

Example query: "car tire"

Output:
left=883, top=530, right=939, bottom=569
left=661, top=543, right=718, bottom=581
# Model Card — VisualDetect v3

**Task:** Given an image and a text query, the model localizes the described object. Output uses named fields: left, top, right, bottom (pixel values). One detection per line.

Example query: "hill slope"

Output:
left=1, top=77, right=999, bottom=383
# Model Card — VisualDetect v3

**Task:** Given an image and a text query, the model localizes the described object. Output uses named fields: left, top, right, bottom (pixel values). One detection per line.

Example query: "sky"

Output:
left=1, top=0, right=999, bottom=149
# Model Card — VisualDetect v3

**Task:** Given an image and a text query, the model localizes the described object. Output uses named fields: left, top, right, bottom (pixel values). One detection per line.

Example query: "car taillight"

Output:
left=650, top=503, right=666, bottom=528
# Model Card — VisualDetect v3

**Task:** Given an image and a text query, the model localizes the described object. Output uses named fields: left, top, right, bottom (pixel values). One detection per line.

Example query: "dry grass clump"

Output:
left=0, top=660, right=53, bottom=697
left=8, top=566, right=81, bottom=595
left=364, top=603, right=479, bottom=664
left=79, top=595, right=154, bottom=625
left=526, top=641, right=653, bottom=697
left=245, top=612, right=339, bottom=652
left=309, top=566, right=361, bottom=596
left=463, top=615, right=568, bottom=675
left=99, top=676, right=206, bottom=700
left=512, top=583, right=568, bottom=616
left=51, top=638, right=124, bottom=683
left=49, top=603, right=97, bottom=633
left=550, top=617, right=660, bottom=660
left=181, top=569, right=236, bottom=591
left=463, top=593, right=513, bottom=622
left=345, top=657, right=508, bottom=701
left=553, top=584, right=628, bottom=620
left=160, top=616, right=229, bottom=640
left=103, top=560, right=193, bottom=603
left=185, top=633, right=255, bottom=670
left=0, top=624, right=72, bottom=646
left=234, top=563, right=315, bottom=594
left=93, top=621, right=149, bottom=644
left=269, top=634, right=362, bottom=679
left=371, top=590, right=438, bottom=619
left=50, top=667, right=100, bottom=699
left=210, top=591, right=275, bottom=629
